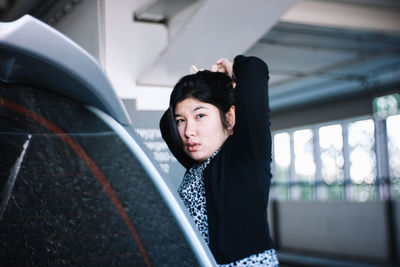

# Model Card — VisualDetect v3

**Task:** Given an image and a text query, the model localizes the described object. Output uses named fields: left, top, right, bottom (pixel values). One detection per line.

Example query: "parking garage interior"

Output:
left=1, top=0, right=400, bottom=266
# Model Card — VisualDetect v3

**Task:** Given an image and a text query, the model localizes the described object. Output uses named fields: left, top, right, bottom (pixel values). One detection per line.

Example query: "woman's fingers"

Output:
left=216, top=58, right=228, bottom=64
left=211, top=58, right=233, bottom=78
left=211, top=64, right=226, bottom=73
left=218, top=66, right=226, bottom=73
left=215, top=58, right=233, bottom=77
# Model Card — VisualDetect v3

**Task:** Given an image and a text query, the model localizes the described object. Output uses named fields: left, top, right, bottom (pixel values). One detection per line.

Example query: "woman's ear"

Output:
left=226, top=105, right=236, bottom=134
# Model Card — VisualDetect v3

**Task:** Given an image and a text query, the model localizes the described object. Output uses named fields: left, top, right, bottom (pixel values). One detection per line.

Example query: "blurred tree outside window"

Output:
left=272, top=132, right=291, bottom=200
left=348, top=119, right=377, bottom=201
left=293, top=129, right=315, bottom=200
left=319, top=124, right=344, bottom=200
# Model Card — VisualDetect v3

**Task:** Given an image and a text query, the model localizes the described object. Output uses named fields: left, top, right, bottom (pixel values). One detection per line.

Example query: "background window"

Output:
left=270, top=113, right=397, bottom=202
left=273, top=132, right=291, bottom=200
left=293, top=129, right=315, bottom=200
left=347, top=119, right=377, bottom=201
left=319, top=124, right=344, bottom=200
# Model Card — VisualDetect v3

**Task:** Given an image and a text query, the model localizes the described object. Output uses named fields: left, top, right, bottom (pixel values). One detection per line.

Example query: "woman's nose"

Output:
left=184, top=120, right=196, bottom=138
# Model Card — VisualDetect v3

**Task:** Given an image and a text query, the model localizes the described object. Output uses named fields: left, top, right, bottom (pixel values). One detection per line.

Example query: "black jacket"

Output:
left=161, top=55, right=274, bottom=264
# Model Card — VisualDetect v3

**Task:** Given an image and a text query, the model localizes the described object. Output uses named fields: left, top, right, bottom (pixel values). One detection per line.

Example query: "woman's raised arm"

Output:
left=231, top=55, right=271, bottom=160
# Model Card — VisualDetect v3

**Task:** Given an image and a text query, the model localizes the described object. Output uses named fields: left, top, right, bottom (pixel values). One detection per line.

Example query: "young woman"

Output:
left=160, top=55, right=278, bottom=266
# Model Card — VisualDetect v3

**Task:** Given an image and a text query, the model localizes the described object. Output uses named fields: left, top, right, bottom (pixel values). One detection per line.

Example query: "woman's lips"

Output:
left=187, top=142, right=200, bottom=152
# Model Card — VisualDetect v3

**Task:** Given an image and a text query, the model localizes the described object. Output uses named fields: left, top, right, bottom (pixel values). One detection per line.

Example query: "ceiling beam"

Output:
left=270, top=46, right=400, bottom=87
left=281, top=0, right=400, bottom=32
left=137, top=0, right=299, bottom=87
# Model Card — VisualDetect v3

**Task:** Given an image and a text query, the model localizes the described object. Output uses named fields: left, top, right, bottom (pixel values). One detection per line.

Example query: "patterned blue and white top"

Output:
left=178, top=150, right=279, bottom=267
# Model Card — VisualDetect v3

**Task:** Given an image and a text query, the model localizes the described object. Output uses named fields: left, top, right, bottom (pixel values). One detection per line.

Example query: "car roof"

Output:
left=0, top=15, right=131, bottom=126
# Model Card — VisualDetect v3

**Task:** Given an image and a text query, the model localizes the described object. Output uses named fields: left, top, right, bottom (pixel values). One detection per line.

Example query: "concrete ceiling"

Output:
left=134, top=0, right=400, bottom=111
left=251, top=22, right=400, bottom=111
left=136, top=0, right=300, bottom=86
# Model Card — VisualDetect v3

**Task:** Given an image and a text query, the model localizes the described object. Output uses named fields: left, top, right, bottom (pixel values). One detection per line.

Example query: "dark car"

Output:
left=0, top=15, right=215, bottom=266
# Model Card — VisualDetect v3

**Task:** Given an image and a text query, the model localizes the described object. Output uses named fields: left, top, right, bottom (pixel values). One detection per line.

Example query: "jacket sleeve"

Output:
left=232, top=55, right=271, bottom=160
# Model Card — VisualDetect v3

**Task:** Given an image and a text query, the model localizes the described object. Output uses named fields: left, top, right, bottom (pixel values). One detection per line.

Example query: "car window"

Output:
left=0, top=82, right=199, bottom=266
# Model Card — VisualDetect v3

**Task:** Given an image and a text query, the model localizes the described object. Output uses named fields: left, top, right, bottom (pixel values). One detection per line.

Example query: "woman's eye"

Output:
left=196, top=113, right=205, bottom=119
left=176, top=119, right=184, bottom=124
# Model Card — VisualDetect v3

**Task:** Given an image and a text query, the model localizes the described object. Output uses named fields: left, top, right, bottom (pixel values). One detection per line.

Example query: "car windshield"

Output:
left=0, top=81, right=199, bottom=266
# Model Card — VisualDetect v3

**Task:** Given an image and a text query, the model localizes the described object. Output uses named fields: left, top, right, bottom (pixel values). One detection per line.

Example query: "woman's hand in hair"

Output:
left=211, top=58, right=233, bottom=79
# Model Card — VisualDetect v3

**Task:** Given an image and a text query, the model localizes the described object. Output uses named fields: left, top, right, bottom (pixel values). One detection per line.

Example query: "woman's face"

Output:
left=174, top=97, right=229, bottom=163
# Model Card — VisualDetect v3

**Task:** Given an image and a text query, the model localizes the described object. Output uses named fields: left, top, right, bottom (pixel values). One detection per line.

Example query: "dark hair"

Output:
left=160, top=70, right=234, bottom=169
